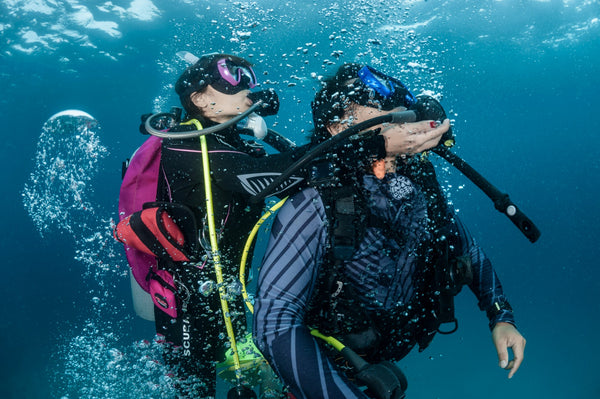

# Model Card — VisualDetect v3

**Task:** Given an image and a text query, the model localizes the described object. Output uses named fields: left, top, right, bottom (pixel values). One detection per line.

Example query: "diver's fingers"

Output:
left=412, top=119, right=449, bottom=152
left=492, top=322, right=526, bottom=379
left=494, top=340, right=510, bottom=371
left=412, top=137, right=439, bottom=153
left=434, top=118, right=451, bottom=131
left=382, top=118, right=449, bottom=155
left=432, top=118, right=451, bottom=141
left=507, top=337, right=526, bottom=379
left=492, top=322, right=512, bottom=370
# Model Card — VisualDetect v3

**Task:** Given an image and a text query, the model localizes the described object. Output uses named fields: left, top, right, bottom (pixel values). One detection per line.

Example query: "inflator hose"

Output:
left=433, top=146, right=541, bottom=243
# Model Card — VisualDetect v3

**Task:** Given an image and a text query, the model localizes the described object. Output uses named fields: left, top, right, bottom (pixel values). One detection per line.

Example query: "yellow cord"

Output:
left=183, top=119, right=244, bottom=384
left=310, top=329, right=346, bottom=352
left=239, top=197, right=288, bottom=314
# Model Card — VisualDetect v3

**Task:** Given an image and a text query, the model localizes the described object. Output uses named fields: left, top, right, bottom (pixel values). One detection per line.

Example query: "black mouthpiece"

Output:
left=248, top=89, right=279, bottom=116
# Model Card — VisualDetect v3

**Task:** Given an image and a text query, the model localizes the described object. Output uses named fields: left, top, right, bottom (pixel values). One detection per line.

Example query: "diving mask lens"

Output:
left=216, top=58, right=257, bottom=92
left=357, top=65, right=416, bottom=109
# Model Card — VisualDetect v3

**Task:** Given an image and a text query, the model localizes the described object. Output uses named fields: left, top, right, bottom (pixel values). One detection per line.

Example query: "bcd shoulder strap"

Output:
left=305, top=182, right=368, bottom=335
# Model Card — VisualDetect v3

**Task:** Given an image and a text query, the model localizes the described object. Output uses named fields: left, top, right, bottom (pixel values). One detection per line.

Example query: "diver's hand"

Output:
left=381, top=118, right=449, bottom=155
left=492, top=322, right=526, bottom=379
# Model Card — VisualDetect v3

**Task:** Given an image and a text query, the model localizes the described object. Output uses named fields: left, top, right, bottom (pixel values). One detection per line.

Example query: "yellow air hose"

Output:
left=239, top=196, right=288, bottom=314
left=310, top=329, right=346, bottom=352
left=183, top=119, right=244, bottom=384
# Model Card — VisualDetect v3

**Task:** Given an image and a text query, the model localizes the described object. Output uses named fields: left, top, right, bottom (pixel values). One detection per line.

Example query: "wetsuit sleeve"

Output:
left=253, top=188, right=368, bottom=399
left=161, top=137, right=310, bottom=203
left=210, top=136, right=384, bottom=198
left=209, top=142, right=310, bottom=198
left=452, top=215, right=517, bottom=330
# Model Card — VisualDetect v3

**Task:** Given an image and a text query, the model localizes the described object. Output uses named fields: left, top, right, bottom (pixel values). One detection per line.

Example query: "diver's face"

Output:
left=191, top=85, right=252, bottom=123
left=326, top=103, right=407, bottom=136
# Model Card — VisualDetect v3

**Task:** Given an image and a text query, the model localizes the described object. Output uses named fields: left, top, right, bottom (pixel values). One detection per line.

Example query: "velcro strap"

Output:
left=115, top=207, right=191, bottom=262
left=130, top=210, right=170, bottom=259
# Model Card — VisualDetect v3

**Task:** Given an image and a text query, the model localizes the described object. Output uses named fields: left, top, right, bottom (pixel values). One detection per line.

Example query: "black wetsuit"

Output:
left=154, top=126, right=310, bottom=397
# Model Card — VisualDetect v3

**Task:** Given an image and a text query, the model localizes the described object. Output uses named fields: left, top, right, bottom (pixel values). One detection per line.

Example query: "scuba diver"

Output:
left=253, top=63, right=527, bottom=399
left=149, top=53, right=300, bottom=398
left=115, top=53, right=448, bottom=398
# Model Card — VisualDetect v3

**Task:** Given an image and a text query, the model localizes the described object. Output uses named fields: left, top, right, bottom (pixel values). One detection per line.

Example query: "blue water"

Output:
left=1, top=0, right=599, bottom=398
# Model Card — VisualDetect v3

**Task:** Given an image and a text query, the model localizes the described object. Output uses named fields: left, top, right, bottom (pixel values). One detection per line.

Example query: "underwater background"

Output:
left=1, top=0, right=599, bottom=398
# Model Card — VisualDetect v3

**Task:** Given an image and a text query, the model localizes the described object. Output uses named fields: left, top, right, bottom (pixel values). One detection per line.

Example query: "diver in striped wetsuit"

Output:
left=253, top=63, right=526, bottom=399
